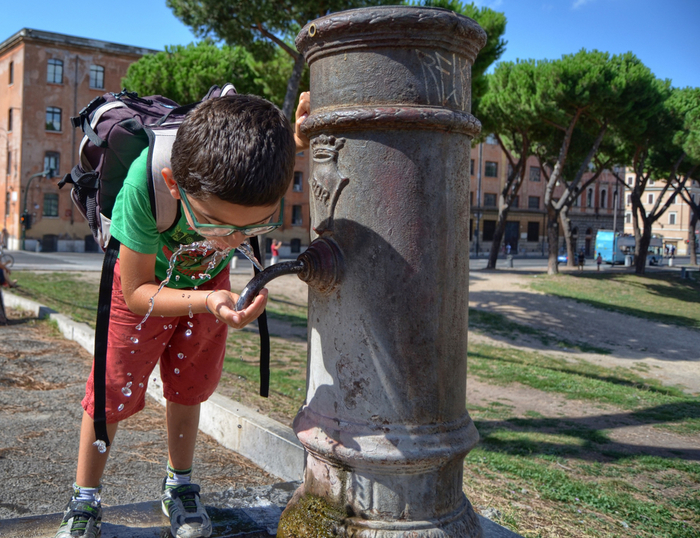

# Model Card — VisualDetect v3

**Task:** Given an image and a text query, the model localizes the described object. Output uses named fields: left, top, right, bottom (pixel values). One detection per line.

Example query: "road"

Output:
left=3, top=248, right=691, bottom=273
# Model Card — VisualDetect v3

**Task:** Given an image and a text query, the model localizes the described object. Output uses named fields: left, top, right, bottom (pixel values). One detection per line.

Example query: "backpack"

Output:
left=61, top=85, right=271, bottom=449
left=59, top=84, right=237, bottom=249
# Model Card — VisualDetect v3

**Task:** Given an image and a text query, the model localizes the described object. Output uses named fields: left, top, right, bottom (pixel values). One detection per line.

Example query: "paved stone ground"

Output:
left=0, top=310, right=276, bottom=522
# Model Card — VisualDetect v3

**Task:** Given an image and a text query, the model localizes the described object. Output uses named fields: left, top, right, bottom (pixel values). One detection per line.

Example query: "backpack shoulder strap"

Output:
left=146, top=126, right=180, bottom=233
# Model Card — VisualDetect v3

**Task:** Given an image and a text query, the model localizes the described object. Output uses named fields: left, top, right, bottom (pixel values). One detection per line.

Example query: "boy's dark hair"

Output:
left=171, top=94, right=295, bottom=206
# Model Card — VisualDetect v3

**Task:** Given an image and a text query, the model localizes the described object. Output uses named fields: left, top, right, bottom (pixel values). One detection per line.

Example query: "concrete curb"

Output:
left=2, top=291, right=304, bottom=483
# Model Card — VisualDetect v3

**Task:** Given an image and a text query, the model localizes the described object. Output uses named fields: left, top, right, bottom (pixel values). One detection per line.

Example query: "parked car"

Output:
left=557, top=253, right=568, bottom=263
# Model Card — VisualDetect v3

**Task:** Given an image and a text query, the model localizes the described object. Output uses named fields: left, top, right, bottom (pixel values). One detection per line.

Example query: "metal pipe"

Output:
left=236, top=260, right=304, bottom=311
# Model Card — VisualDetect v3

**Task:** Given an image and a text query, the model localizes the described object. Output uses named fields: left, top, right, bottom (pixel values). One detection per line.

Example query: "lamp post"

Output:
left=20, top=168, right=54, bottom=250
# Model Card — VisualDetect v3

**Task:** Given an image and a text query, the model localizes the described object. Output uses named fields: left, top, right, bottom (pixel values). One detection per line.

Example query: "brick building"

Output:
left=622, top=168, right=700, bottom=255
left=470, top=136, right=621, bottom=257
left=0, top=28, right=158, bottom=251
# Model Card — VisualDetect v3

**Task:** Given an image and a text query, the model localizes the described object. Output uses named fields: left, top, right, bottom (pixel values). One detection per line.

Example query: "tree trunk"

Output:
left=486, top=204, right=510, bottom=269
left=560, top=206, right=575, bottom=268
left=690, top=213, right=698, bottom=266
left=282, top=54, right=306, bottom=121
left=635, top=221, right=652, bottom=275
left=547, top=206, right=560, bottom=275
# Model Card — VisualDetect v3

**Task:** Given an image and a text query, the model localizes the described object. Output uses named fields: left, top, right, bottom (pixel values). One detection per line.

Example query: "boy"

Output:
left=55, top=91, right=310, bottom=538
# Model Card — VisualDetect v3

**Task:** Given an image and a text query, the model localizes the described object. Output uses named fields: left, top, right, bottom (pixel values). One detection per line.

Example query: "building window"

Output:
left=293, top=171, right=303, bottom=192
left=46, top=107, right=62, bottom=131
left=601, top=189, right=606, bottom=209
left=669, top=194, right=676, bottom=205
left=529, top=166, right=541, bottom=182
left=7, top=108, right=12, bottom=132
left=6, top=150, right=11, bottom=175
left=527, top=221, right=539, bottom=242
left=5, top=192, right=10, bottom=217
left=44, top=152, right=60, bottom=175
left=292, top=205, right=303, bottom=226
left=626, top=194, right=631, bottom=206
left=470, top=191, right=473, bottom=206
left=470, top=159, right=475, bottom=176
left=512, top=195, right=519, bottom=208
left=669, top=212, right=677, bottom=225
left=587, top=188, right=594, bottom=208
left=484, top=193, right=497, bottom=207
left=43, top=193, right=59, bottom=217
left=484, top=161, right=498, bottom=177
left=627, top=176, right=633, bottom=185
left=47, top=58, right=63, bottom=84
left=625, top=212, right=632, bottom=224
left=8, top=61, right=13, bottom=84
left=290, top=238, right=301, bottom=253
left=528, top=196, right=540, bottom=209
left=90, top=65, right=105, bottom=89
left=647, top=193, right=654, bottom=204
left=482, top=220, right=496, bottom=241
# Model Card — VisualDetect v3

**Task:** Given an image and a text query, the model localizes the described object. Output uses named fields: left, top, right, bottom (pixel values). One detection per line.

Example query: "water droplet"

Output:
left=185, top=329, right=192, bottom=337
left=127, top=373, right=132, bottom=377
left=139, top=383, right=144, bottom=388
left=164, top=325, right=168, bottom=330
left=187, top=321, right=193, bottom=328
left=122, top=387, right=132, bottom=397
left=136, top=324, right=142, bottom=331
left=118, top=403, right=125, bottom=411
left=177, top=352, right=185, bottom=359
left=93, top=440, right=107, bottom=453
left=168, top=324, right=173, bottom=329
left=126, top=381, right=132, bottom=387
left=175, top=275, right=180, bottom=281
left=153, top=377, right=157, bottom=382
left=174, top=368, right=180, bottom=374
left=215, top=319, right=219, bottom=323
left=130, top=337, right=139, bottom=344
left=188, top=304, right=193, bottom=318
left=194, top=286, right=198, bottom=290
left=131, top=350, right=135, bottom=354
left=182, top=293, right=185, bottom=298
left=179, top=434, right=184, bottom=438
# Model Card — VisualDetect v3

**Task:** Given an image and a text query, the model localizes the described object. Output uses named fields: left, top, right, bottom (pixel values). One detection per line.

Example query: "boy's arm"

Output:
left=119, top=244, right=267, bottom=329
left=294, top=91, right=310, bottom=150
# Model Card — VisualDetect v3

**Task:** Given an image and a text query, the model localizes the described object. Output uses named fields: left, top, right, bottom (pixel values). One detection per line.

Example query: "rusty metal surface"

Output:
left=280, top=6, right=486, bottom=537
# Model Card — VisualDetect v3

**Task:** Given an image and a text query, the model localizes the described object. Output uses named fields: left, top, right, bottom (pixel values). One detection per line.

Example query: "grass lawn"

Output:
left=529, top=272, right=700, bottom=330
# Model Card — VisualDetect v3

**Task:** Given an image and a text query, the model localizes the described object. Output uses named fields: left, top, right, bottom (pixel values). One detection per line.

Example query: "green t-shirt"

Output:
left=110, top=149, right=234, bottom=289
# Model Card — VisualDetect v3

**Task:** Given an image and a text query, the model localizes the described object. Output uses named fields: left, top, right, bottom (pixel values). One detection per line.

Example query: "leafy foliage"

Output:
left=121, top=41, right=288, bottom=105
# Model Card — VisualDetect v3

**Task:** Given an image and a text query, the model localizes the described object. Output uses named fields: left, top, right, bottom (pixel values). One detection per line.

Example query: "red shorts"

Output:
left=82, top=259, right=230, bottom=423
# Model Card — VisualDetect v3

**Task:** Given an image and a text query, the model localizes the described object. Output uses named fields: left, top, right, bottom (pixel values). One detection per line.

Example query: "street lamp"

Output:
left=20, top=168, right=54, bottom=250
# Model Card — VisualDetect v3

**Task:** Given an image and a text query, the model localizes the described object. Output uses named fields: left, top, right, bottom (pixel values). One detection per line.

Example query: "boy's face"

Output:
left=162, top=168, right=280, bottom=250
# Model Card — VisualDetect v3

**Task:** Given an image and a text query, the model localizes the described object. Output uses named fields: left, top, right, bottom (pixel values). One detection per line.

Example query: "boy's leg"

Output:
left=76, top=410, right=120, bottom=487
left=166, top=401, right=201, bottom=471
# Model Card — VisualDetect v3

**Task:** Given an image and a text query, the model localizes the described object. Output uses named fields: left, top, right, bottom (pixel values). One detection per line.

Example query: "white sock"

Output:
left=73, top=483, right=101, bottom=504
left=165, top=464, right=192, bottom=488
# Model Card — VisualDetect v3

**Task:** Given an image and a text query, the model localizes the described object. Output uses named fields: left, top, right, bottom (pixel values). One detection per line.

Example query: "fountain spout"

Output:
left=236, top=236, right=344, bottom=311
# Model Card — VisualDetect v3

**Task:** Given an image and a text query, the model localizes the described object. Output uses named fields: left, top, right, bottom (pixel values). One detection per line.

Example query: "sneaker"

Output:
left=161, top=479, right=212, bottom=538
left=55, top=499, right=102, bottom=538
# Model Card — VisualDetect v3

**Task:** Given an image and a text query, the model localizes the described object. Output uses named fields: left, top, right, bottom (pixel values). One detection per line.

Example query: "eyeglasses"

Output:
left=177, top=185, right=284, bottom=238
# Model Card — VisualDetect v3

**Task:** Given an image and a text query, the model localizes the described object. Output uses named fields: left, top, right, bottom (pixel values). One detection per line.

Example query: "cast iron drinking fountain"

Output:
left=237, top=6, right=486, bottom=537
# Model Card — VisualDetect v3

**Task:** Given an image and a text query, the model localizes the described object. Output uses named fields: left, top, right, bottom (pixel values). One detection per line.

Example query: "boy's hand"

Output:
left=294, top=91, right=310, bottom=150
left=206, top=288, right=269, bottom=330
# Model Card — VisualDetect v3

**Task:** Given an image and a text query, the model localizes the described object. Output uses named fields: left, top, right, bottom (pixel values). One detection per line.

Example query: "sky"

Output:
left=1, top=0, right=698, bottom=89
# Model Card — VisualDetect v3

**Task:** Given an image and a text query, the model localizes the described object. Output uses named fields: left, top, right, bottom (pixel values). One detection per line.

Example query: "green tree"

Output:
left=121, top=41, right=282, bottom=105
left=529, top=50, right=663, bottom=274
left=615, top=86, right=700, bottom=273
left=477, top=60, right=540, bottom=268
left=166, top=0, right=395, bottom=119
left=414, top=0, right=507, bottom=109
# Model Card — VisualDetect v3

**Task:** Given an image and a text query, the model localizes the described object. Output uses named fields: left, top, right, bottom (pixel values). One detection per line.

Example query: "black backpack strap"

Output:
left=250, top=236, right=270, bottom=398
left=93, top=235, right=121, bottom=447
